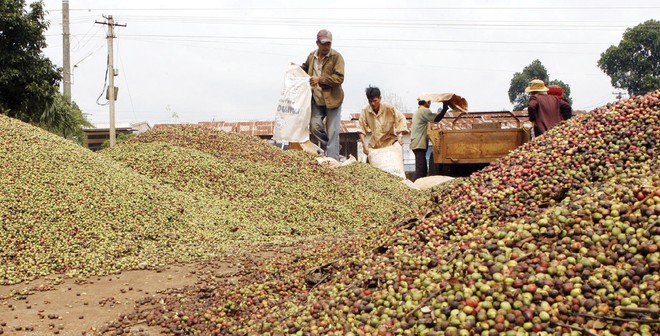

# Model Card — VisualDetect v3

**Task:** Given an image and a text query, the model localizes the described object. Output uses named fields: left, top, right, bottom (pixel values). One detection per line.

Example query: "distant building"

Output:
left=159, top=109, right=585, bottom=176
left=196, top=120, right=363, bottom=162
left=193, top=111, right=510, bottom=169
left=83, top=121, right=151, bottom=151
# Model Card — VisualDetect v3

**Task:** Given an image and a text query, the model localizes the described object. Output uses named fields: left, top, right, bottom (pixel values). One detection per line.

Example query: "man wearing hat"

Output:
left=301, top=29, right=345, bottom=161
left=525, top=79, right=572, bottom=137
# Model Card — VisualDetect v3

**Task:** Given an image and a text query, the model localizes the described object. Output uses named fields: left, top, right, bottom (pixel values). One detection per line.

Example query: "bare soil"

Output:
left=0, top=251, right=279, bottom=336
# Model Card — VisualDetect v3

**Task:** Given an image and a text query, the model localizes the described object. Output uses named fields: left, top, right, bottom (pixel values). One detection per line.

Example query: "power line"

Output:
left=115, top=42, right=137, bottom=122
left=47, top=15, right=657, bottom=30
left=72, top=43, right=105, bottom=66
left=99, top=17, right=653, bottom=30
left=118, top=35, right=607, bottom=54
left=612, top=91, right=627, bottom=100
left=45, top=6, right=660, bottom=12
left=114, top=34, right=613, bottom=46
left=91, top=36, right=608, bottom=78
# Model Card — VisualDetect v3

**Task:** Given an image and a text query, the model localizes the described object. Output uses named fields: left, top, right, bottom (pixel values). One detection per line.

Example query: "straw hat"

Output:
left=525, top=79, right=549, bottom=93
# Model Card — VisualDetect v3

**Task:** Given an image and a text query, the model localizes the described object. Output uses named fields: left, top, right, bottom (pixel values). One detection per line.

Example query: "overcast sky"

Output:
left=39, top=0, right=658, bottom=126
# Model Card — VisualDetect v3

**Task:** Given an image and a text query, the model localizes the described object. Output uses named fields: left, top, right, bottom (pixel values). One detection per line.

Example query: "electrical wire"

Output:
left=95, top=59, right=109, bottom=106
left=44, top=4, right=655, bottom=116
left=45, top=6, right=660, bottom=12
left=49, top=16, right=657, bottom=32
left=43, top=7, right=658, bottom=49
left=117, top=35, right=608, bottom=56
left=72, top=40, right=105, bottom=66
left=72, top=23, right=104, bottom=52
left=115, top=34, right=613, bottom=46
left=115, top=41, right=137, bottom=121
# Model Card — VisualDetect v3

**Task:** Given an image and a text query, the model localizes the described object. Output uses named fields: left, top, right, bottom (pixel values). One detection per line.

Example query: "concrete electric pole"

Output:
left=612, top=92, right=626, bottom=100
left=95, top=15, right=126, bottom=147
left=62, top=0, right=71, bottom=103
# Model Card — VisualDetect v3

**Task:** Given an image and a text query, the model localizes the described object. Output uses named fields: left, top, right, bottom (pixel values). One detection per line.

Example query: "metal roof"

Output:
left=157, top=110, right=584, bottom=137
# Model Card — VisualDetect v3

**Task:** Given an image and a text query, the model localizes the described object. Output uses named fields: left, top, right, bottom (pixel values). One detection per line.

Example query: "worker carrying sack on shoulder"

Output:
left=273, top=64, right=312, bottom=143
left=367, top=142, right=406, bottom=179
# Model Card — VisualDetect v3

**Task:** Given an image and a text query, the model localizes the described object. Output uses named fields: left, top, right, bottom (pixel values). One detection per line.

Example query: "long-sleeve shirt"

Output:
left=358, top=102, right=408, bottom=149
left=410, top=106, right=437, bottom=150
left=528, top=94, right=572, bottom=136
left=300, top=49, right=345, bottom=109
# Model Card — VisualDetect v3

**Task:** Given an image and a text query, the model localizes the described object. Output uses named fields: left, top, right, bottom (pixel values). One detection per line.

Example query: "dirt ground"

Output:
left=0, top=252, right=279, bottom=336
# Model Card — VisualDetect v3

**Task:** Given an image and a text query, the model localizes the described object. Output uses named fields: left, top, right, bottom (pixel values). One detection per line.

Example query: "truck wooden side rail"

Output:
left=428, top=111, right=532, bottom=165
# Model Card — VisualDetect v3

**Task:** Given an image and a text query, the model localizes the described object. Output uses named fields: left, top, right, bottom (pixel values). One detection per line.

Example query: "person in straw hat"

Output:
left=525, top=79, right=572, bottom=137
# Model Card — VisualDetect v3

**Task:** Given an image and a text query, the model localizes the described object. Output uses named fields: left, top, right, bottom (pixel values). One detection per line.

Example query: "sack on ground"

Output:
left=273, top=64, right=312, bottom=143
left=413, top=175, right=454, bottom=190
left=367, top=142, right=406, bottom=178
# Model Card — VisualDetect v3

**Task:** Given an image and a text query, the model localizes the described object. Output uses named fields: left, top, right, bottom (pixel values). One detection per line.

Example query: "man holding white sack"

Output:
left=357, top=86, right=409, bottom=178
left=300, top=29, right=345, bottom=161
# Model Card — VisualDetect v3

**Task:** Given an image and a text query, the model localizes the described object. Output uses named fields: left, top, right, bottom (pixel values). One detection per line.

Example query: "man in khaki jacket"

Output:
left=357, top=86, right=408, bottom=155
left=301, top=29, right=345, bottom=160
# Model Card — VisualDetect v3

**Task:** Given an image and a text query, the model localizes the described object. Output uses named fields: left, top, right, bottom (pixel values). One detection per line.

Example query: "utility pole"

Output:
left=95, top=15, right=126, bottom=147
left=62, top=0, right=71, bottom=103
left=612, top=91, right=626, bottom=100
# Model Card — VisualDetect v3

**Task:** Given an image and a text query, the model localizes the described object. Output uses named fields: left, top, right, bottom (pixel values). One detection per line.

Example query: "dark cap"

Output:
left=317, top=29, right=332, bottom=43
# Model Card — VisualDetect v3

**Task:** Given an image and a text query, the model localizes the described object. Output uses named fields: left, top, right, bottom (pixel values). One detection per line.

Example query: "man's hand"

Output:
left=310, top=76, right=320, bottom=87
left=434, top=102, right=450, bottom=123
left=362, top=145, right=370, bottom=155
left=441, top=102, right=449, bottom=113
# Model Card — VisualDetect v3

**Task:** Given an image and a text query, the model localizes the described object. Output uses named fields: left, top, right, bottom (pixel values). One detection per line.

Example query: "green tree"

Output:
left=598, top=20, right=660, bottom=96
left=508, top=60, right=573, bottom=111
left=508, top=60, right=549, bottom=111
left=38, top=94, right=93, bottom=144
left=0, top=0, right=61, bottom=123
left=1, top=0, right=92, bottom=142
left=548, top=79, right=573, bottom=106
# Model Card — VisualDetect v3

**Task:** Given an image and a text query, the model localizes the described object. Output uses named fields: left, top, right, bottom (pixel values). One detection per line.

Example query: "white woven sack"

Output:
left=273, top=64, right=312, bottom=142
left=367, top=142, right=406, bottom=179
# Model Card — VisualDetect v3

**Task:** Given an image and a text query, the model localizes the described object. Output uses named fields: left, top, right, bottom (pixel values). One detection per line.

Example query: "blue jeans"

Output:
left=310, top=101, right=342, bottom=160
